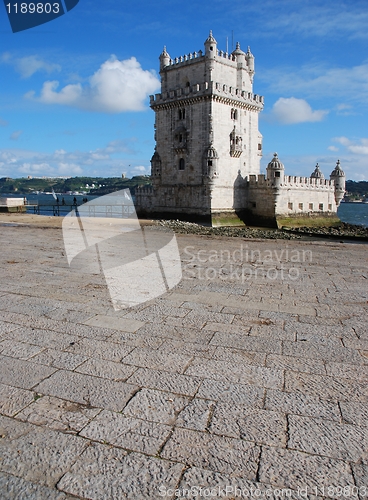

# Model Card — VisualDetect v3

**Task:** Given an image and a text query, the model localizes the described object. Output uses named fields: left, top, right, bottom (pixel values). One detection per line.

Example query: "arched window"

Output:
left=179, top=158, right=185, bottom=170
left=178, top=108, right=185, bottom=120
left=231, top=108, right=238, bottom=120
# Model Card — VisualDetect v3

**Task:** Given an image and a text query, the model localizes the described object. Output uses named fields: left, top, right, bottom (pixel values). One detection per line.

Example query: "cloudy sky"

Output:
left=0, top=0, right=367, bottom=180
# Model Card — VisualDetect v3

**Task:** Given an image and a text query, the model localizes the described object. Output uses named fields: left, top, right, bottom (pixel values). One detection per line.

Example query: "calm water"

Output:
left=2, top=193, right=368, bottom=227
left=2, top=193, right=97, bottom=216
left=337, top=202, right=368, bottom=228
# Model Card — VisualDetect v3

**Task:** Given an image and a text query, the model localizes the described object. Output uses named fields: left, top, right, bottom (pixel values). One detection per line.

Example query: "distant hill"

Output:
left=0, top=175, right=152, bottom=195
left=345, top=180, right=368, bottom=200
left=1, top=176, right=366, bottom=199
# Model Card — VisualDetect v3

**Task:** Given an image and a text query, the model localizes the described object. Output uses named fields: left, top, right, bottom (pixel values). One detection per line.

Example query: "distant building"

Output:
left=136, top=32, right=345, bottom=226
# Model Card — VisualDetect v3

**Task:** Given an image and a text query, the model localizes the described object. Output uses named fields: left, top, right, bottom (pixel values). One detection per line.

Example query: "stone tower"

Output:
left=330, top=159, right=346, bottom=206
left=140, top=31, right=264, bottom=223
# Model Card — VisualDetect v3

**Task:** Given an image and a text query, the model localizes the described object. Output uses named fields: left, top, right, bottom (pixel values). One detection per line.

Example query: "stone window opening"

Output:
left=231, top=109, right=238, bottom=120
left=179, top=134, right=183, bottom=143
left=258, top=143, right=262, bottom=151
left=179, top=158, right=185, bottom=170
left=230, top=129, right=243, bottom=157
left=178, top=109, right=186, bottom=120
left=299, top=203, right=303, bottom=210
left=274, top=171, right=280, bottom=178
left=208, top=160, right=213, bottom=167
left=319, top=203, right=324, bottom=211
left=328, top=204, right=332, bottom=210
left=288, top=202, right=293, bottom=210
left=309, top=203, right=313, bottom=210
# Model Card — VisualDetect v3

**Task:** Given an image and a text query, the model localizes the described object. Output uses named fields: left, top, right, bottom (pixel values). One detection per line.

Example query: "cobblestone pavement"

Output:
left=0, top=222, right=367, bottom=499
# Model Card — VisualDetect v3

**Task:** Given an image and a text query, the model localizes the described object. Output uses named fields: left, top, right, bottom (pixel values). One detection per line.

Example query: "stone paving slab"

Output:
left=0, top=354, right=56, bottom=389
left=122, top=387, right=190, bottom=425
left=82, top=314, right=145, bottom=332
left=288, top=414, right=368, bottom=461
left=0, top=383, right=35, bottom=417
left=57, top=442, right=184, bottom=500
left=127, top=366, right=202, bottom=396
left=258, top=447, right=355, bottom=496
left=79, top=409, right=172, bottom=454
left=0, top=472, right=74, bottom=500
left=210, top=404, right=287, bottom=446
left=0, top=416, right=88, bottom=488
left=0, top=224, right=368, bottom=498
left=34, top=370, right=139, bottom=411
left=161, top=427, right=260, bottom=479
left=15, top=395, right=101, bottom=433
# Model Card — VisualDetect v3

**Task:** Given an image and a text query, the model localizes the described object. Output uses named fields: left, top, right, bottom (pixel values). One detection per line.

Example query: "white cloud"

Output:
left=334, top=137, right=368, bottom=155
left=58, top=163, right=83, bottom=175
left=132, top=165, right=149, bottom=175
left=1, top=53, right=61, bottom=78
left=328, top=145, right=339, bottom=152
left=0, top=140, right=150, bottom=178
left=268, top=97, right=328, bottom=124
left=10, top=130, right=23, bottom=141
left=36, top=81, right=83, bottom=105
left=28, top=56, right=160, bottom=113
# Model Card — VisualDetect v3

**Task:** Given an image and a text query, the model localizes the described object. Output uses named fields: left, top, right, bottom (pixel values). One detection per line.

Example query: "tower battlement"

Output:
left=150, top=81, right=263, bottom=110
left=163, top=48, right=247, bottom=69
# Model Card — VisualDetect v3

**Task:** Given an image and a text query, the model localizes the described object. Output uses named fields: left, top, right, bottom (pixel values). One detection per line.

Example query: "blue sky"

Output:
left=0, top=0, right=367, bottom=180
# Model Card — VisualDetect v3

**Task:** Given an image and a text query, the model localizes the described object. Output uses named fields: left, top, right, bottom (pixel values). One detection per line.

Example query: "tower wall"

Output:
left=144, top=34, right=263, bottom=220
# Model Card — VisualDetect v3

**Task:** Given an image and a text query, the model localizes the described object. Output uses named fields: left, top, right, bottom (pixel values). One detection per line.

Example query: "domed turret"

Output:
left=330, top=159, right=346, bottom=206
left=204, top=30, right=217, bottom=59
left=232, top=42, right=246, bottom=63
left=203, top=145, right=219, bottom=181
left=150, top=148, right=161, bottom=183
left=159, top=46, right=170, bottom=71
left=267, top=153, right=284, bottom=187
left=246, top=46, right=255, bottom=80
left=310, top=163, right=325, bottom=180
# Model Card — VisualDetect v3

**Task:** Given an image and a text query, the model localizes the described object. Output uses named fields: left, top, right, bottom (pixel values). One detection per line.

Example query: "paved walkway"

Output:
left=0, top=221, right=367, bottom=499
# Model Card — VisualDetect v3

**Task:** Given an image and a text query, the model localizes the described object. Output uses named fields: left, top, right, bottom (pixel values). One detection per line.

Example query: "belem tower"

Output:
left=135, top=31, right=346, bottom=227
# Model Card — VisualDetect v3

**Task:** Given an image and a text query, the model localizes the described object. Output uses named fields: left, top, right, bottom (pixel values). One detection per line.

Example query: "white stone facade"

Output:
left=136, top=32, right=345, bottom=226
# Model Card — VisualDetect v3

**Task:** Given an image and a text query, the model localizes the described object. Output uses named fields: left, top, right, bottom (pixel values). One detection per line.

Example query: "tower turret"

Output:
left=203, top=114, right=219, bottom=182
left=159, top=46, right=170, bottom=71
left=232, top=42, right=246, bottom=63
left=150, top=148, right=162, bottom=185
left=330, top=159, right=346, bottom=206
left=204, top=30, right=217, bottom=60
left=267, top=153, right=284, bottom=187
left=246, top=46, right=255, bottom=82
left=310, top=163, right=324, bottom=180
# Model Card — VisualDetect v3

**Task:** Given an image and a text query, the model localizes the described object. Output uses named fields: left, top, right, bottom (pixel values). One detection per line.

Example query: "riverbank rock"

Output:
left=157, top=220, right=368, bottom=241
